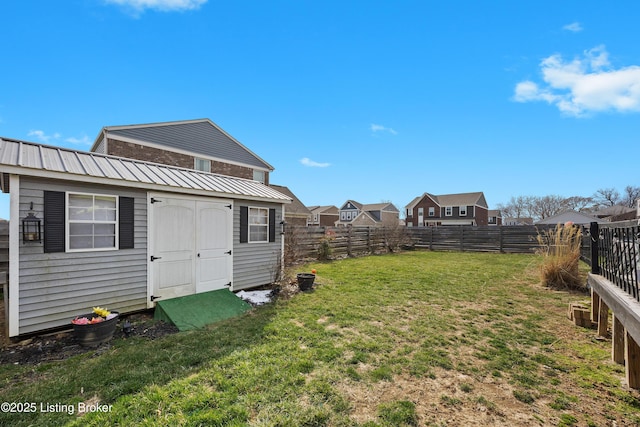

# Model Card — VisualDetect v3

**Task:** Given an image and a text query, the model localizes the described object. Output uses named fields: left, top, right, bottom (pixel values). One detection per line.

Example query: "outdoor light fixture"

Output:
left=280, top=220, right=286, bottom=235
left=22, top=202, right=41, bottom=243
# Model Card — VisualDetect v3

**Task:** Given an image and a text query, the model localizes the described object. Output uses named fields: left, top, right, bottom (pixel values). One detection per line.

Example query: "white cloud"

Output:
left=300, top=157, right=330, bottom=168
left=513, top=45, right=640, bottom=116
left=370, top=123, right=397, bottom=135
left=563, top=22, right=583, bottom=32
left=65, top=135, right=92, bottom=146
left=28, top=130, right=61, bottom=144
left=104, top=0, right=207, bottom=13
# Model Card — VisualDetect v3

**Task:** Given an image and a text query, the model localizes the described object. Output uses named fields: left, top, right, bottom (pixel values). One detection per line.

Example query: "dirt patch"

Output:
left=0, top=312, right=179, bottom=365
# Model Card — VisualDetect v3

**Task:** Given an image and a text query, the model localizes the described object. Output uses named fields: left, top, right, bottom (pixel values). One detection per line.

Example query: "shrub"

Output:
left=536, top=223, right=584, bottom=291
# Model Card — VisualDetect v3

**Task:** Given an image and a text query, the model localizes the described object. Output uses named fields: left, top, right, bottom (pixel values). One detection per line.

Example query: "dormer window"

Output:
left=194, top=158, right=211, bottom=173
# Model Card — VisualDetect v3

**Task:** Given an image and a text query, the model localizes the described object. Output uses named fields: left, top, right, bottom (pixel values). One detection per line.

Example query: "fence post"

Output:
left=590, top=222, right=600, bottom=275
left=429, top=227, right=433, bottom=250
left=460, top=227, right=464, bottom=251
left=499, top=226, right=504, bottom=253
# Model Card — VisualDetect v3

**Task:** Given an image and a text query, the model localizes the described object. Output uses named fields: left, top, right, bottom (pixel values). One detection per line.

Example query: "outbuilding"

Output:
left=0, top=137, right=291, bottom=337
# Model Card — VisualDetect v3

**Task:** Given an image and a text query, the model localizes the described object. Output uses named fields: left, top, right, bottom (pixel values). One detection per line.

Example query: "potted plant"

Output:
left=71, top=307, right=119, bottom=347
left=296, top=272, right=316, bottom=291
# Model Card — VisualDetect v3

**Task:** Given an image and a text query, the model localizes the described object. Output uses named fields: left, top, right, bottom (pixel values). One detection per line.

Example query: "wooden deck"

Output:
left=588, top=273, right=640, bottom=389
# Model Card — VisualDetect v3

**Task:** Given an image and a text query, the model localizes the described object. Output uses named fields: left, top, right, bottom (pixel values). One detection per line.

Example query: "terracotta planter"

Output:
left=297, top=273, right=316, bottom=291
left=72, top=312, right=119, bottom=347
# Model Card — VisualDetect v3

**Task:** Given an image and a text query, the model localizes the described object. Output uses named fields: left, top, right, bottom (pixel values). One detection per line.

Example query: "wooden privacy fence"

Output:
left=284, top=224, right=579, bottom=264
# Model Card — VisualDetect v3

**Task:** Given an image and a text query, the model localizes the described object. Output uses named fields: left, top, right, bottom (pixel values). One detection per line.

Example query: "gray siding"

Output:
left=109, top=121, right=272, bottom=170
left=18, top=178, right=147, bottom=334
left=233, top=202, right=283, bottom=290
left=93, top=138, right=106, bottom=154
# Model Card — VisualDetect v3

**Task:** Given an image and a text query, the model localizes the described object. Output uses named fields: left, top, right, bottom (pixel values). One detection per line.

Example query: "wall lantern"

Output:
left=22, top=202, right=42, bottom=243
left=280, top=220, right=286, bottom=235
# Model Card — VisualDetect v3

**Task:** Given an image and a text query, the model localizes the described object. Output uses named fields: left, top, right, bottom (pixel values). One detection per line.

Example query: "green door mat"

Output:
left=154, top=289, right=252, bottom=331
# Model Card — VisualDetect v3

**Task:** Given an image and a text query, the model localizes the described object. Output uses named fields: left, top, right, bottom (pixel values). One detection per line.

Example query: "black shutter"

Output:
left=269, top=208, right=276, bottom=242
left=44, top=191, right=65, bottom=253
left=119, top=197, right=135, bottom=249
left=240, top=206, right=248, bottom=243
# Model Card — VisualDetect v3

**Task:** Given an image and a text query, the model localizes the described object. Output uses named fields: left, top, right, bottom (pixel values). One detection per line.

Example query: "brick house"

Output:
left=307, top=205, right=339, bottom=226
left=269, top=184, right=311, bottom=226
left=91, top=118, right=273, bottom=184
left=405, top=192, right=493, bottom=226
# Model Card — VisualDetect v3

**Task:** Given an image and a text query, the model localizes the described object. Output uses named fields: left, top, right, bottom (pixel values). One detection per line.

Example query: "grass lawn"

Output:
left=1, top=251, right=639, bottom=426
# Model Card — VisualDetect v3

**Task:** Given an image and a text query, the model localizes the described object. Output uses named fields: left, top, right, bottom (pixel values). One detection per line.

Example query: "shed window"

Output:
left=240, top=206, right=276, bottom=243
left=67, top=193, right=118, bottom=251
left=249, top=207, right=269, bottom=242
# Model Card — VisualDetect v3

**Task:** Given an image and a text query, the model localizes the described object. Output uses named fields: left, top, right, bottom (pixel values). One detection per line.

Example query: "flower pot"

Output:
left=72, top=312, right=119, bottom=347
left=297, top=273, right=316, bottom=291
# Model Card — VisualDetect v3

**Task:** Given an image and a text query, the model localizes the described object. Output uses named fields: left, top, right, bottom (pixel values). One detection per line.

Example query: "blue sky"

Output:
left=1, top=0, right=639, bottom=220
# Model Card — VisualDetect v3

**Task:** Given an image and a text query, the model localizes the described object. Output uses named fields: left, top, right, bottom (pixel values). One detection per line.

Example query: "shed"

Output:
left=0, top=137, right=291, bottom=337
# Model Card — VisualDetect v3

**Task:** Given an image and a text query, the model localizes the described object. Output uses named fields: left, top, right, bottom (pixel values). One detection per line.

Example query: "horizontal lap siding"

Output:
left=18, top=178, right=147, bottom=334
left=233, top=202, right=282, bottom=290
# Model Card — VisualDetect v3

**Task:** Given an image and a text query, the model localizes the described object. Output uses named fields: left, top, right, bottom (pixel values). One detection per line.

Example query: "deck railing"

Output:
left=590, top=221, right=640, bottom=302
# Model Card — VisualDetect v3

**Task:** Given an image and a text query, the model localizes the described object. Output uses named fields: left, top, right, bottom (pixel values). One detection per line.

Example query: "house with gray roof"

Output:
left=335, top=200, right=399, bottom=227
left=405, top=192, right=492, bottom=226
left=269, top=184, right=311, bottom=226
left=92, top=118, right=273, bottom=184
left=0, top=128, right=291, bottom=337
left=535, top=210, right=606, bottom=226
left=307, top=205, right=339, bottom=227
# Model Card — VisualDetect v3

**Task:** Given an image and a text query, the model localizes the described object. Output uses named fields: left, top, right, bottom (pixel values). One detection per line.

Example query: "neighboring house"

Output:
left=307, top=205, right=339, bottom=227
left=593, top=205, right=638, bottom=222
left=0, top=135, right=291, bottom=337
left=535, top=210, right=606, bottom=226
left=488, top=209, right=502, bottom=226
left=335, top=200, right=399, bottom=227
left=503, top=217, right=534, bottom=226
left=405, top=192, right=491, bottom=226
left=91, top=118, right=273, bottom=185
left=269, top=184, right=311, bottom=226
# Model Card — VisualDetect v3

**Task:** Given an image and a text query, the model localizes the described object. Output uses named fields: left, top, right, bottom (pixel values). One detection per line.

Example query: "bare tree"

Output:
left=496, top=195, right=534, bottom=219
left=562, top=196, right=595, bottom=212
left=529, top=195, right=565, bottom=220
left=593, top=188, right=620, bottom=207
left=622, top=185, right=640, bottom=208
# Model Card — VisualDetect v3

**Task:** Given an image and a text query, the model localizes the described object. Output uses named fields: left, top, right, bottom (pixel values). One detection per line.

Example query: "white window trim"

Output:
left=194, top=157, right=211, bottom=173
left=428, top=207, right=435, bottom=217
left=253, top=170, right=266, bottom=183
left=66, top=191, right=119, bottom=252
left=248, top=206, right=269, bottom=243
left=445, top=206, right=453, bottom=216
left=459, top=206, right=467, bottom=216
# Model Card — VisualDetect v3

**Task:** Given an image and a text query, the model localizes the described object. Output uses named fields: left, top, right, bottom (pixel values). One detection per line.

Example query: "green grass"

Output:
left=0, top=251, right=638, bottom=426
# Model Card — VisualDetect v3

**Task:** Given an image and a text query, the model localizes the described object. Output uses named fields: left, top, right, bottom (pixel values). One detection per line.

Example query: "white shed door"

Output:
left=196, top=201, right=233, bottom=293
left=150, top=196, right=232, bottom=303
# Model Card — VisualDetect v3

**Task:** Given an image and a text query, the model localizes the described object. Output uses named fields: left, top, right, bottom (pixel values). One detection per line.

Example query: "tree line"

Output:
left=496, top=185, right=640, bottom=221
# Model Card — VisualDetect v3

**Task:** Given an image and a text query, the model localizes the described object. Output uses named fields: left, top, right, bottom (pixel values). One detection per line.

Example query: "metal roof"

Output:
left=0, top=137, right=291, bottom=203
left=97, top=119, right=274, bottom=171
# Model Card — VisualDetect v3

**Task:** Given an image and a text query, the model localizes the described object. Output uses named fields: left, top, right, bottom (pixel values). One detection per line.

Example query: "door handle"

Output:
left=150, top=256, right=162, bottom=262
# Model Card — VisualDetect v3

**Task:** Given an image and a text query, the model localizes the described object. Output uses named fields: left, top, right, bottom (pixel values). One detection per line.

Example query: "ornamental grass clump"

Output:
left=536, top=222, right=584, bottom=290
